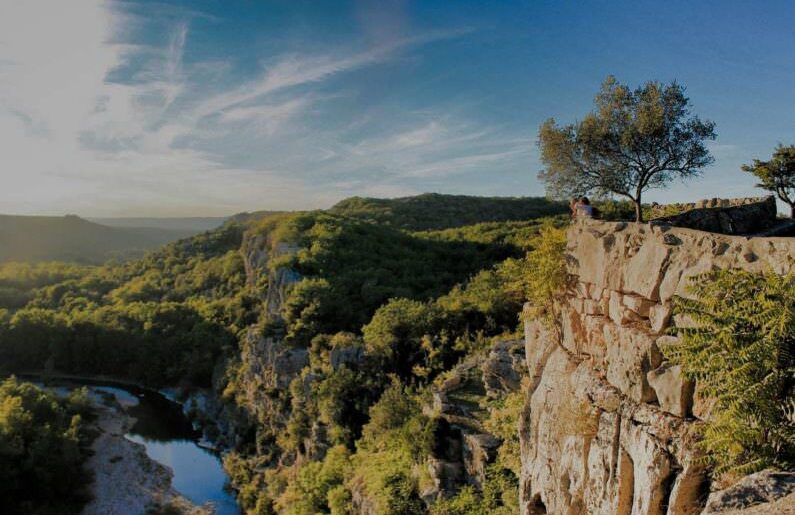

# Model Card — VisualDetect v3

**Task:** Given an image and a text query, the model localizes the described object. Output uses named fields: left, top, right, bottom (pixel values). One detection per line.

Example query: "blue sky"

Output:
left=1, top=0, right=794, bottom=216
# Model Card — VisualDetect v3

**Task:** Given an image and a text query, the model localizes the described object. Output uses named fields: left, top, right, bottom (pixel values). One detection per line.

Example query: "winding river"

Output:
left=36, top=379, right=240, bottom=515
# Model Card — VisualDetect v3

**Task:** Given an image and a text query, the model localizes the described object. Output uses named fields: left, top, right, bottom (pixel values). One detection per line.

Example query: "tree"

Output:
left=742, top=144, right=795, bottom=218
left=538, top=76, right=716, bottom=222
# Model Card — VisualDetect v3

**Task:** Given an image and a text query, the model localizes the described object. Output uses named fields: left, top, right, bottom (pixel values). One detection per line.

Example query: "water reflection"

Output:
left=27, top=378, right=240, bottom=515
left=126, top=434, right=239, bottom=515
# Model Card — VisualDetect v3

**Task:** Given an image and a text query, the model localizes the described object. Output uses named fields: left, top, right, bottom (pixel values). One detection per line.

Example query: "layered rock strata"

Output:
left=519, top=217, right=795, bottom=515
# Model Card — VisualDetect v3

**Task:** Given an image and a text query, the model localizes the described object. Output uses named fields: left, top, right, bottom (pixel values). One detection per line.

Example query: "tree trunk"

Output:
left=790, top=203, right=795, bottom=219
left=634, top=199, right=644, bottom=223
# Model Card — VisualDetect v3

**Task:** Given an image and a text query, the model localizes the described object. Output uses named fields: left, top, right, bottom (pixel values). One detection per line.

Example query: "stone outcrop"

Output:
left=652, top=196, right=777, bottom=235
left=423, top=338, right=528, bottom=501
left=482, top=338, right=527, bottom=398
left=702, top=470, right=795, bottom=513
left=231, top=234, right=308, bottom=458
left=519, top=215, right=795, bottom=515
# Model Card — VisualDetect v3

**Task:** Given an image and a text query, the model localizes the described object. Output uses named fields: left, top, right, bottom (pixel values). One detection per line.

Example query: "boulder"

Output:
left=703, top=470, right=795, bottom=513
left=647, top=363, right=695, bottom=417
left=463, top=433, right=502, bottom=486
left=481, top=338, right=526, bottom=397
left=654, top=196, right=777, bottom=235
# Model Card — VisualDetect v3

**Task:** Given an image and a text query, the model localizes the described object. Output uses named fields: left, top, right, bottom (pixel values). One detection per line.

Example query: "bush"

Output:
left=350, top=383, right=436, bottom=515
left=501, top=222, right=569, bottom=324
left=664, top=268, right=795, bottom=478
left=483, top=388, right=525, bottom=475
left=429, top=466, right=518, bottom=515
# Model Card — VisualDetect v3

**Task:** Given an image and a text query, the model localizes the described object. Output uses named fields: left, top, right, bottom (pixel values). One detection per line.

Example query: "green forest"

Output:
left=2, top=192, right=789, bottom=514
left=0, top=377, right=94, bottom=515
left=0, top=195, right=568, bottom=514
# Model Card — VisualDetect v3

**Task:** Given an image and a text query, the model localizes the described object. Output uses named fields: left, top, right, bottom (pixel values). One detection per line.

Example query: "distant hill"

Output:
left=87, top=216, right=227, bottom=232
left=0, top=215, right=198, bottom=264
left=329, top=193, right=568, bottom=231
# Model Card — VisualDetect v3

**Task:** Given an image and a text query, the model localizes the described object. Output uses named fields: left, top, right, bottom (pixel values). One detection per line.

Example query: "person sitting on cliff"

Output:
left=569, top=197, right=580, bottom=219
left=576, top=196, right=595, bottom=219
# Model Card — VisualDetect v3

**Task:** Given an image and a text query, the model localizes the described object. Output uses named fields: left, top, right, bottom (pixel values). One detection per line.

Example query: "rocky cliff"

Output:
left=519, top=215, right=795, bottom=514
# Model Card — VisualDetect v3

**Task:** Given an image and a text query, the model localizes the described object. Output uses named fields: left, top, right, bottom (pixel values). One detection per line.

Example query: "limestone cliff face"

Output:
left=519, top=219, right=795, bottom=515
left=234, top=232, right=307, bottom=457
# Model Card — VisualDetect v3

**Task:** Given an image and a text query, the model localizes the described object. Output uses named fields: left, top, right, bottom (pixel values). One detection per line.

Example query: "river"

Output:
left=37, top=380, right=240, bottom=515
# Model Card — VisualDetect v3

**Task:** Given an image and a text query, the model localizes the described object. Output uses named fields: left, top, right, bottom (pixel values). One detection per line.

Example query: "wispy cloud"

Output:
left=0, top=1, right=513, bottom=216
left=190, top=28, right=467, bottom=121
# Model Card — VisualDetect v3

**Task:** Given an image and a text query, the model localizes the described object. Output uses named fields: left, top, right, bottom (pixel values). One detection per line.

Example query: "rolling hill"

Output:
left=328, top=193, right=568, bottom=230
left=0, top=214, right=199, bottom=264
left=88, top=216, right=228, bottom=232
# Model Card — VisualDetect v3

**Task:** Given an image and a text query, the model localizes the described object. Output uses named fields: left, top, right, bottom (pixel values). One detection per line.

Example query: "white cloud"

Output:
left=0, top=2, right=512, bottom=216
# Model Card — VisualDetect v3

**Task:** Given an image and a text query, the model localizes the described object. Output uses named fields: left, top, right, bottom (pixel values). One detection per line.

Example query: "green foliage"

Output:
left=265, top=212, right=509, bottom=346
left=363, top=299, right=446, bottom=378
left=363, top=264, right=525, bottom=382
left=223, top=452, right=272, bottom=514
left=593, top=199, right=639, bottom=221
left=0, top=262, right=93, bottom=310
left=416, top=218, right=562, bottom=251
left=742, top=144, right=795, bottom=217
left=538, top=76, right=716, bottom=222
left=350, top=383, right=436, bottom=515
left=268, top=445, right=353, bottom=515
left=0, top=223, right=250, bottom=387
left=329, top=193, right=568, bottom=231
left=0, top=377, right=92, bottom=514
left=483, top=389, right=525, bottom=476
left=501, top=222, right=569, bottom=324
left=429, top=466, right=518, bottom=515
left=0, top=195, right=573, bottom=513
left=664, top=268, right=795, bottom=478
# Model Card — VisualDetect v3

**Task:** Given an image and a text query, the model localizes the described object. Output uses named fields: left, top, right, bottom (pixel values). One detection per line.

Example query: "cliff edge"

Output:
left=519, top=205, right=795, bottom=514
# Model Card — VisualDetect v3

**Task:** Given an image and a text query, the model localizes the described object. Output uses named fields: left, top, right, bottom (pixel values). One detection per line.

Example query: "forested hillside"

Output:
left=0, top=194, right=567, bottom=514
left=329, top=193, right=567, bottom=230
left=87, top=216, right=228, bottom=232
left=0, top=215, right=199, bottom=264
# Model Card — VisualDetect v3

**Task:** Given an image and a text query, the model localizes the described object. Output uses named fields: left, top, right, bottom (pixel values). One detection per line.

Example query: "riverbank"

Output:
left=81, top=395, right=213, bottom=515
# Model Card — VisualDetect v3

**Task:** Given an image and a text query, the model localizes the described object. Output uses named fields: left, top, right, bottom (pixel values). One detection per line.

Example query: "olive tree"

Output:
left=538, top=76, right=716, bottom=222
left=742, top=144, right=795, bottom=218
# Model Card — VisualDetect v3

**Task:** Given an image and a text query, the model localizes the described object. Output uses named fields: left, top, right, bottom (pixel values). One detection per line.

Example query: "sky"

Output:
left=1, top=0, right=794, bottom=217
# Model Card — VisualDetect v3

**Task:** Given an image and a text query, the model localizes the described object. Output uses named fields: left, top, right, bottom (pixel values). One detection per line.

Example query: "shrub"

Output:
left=664, top=268, right=795, bottom=478
left=350, top=383, right=436, bottom=514
left=483, top=388, right=525, bottom=475
left=501, top=222, right=569, bottom=324
left=429, top=466, right=518, bottom=515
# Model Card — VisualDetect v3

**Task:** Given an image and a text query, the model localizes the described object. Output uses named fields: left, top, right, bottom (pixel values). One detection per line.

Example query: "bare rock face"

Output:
left=233, top=234, right=309, bottom=456
left=482, top=338, right=526, bottom=398
left=463, top=433, right=502, bottom=487
left=651, top=196, right=777, bottom=235
left=519, top=214, right=795, bottom=515
left=235, top=330, right=309, bottom=439
left=647, top=364, right=694, bottom=418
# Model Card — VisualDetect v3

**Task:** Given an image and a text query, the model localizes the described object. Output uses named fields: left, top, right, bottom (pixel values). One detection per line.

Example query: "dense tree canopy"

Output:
left=0, top=378, right=93, bottom=515
left=0, top=195, right=571, bottom=515
left=538, top=76, right=716, bottom=222
left=742, top=144, right=795, bottom=217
